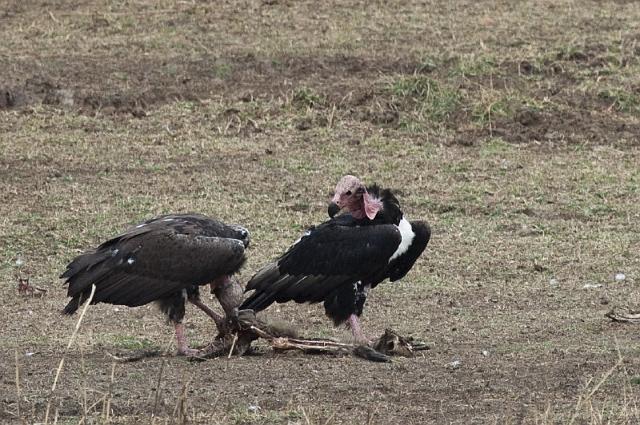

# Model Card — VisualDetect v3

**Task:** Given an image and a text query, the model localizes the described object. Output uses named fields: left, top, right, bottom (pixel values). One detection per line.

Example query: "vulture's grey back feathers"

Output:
left=61, top=214, right=249, bottom=315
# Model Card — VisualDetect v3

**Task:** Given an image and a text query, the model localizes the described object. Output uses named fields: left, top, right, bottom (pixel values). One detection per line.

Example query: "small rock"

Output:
left=481, top=350, right=489, bottom=357
left=615, top=272, right=626, bottom=282
left=447, top=360, right=462, bottom=370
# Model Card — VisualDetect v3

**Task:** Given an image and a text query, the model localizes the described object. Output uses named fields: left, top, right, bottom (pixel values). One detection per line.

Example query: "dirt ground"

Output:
left=1, top=0, right=640, bottom=424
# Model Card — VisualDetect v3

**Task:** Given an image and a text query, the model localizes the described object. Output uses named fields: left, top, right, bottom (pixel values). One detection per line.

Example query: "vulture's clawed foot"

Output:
left=177, top=347, right=205, bottom=358
left=185, top=342, right=226, bottom=362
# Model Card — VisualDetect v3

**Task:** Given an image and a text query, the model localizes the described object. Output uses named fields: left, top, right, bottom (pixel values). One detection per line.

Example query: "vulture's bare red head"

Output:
left=328, top=175, right=382, bottom=220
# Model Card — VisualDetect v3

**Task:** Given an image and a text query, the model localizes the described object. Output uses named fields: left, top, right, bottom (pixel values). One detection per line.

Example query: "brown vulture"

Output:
left=61, top=214, right=250, bottom=356
left=240, top=175, right=430, bottom=343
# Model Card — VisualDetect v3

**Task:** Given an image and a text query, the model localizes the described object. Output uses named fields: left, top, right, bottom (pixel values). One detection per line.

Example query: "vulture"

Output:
left=240, top=175, right=430, bottom=343
left=61, top=214, right=250, bottom=356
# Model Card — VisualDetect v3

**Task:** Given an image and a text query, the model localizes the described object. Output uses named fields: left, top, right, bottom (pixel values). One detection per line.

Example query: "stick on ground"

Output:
left=44, top=284, right=96, bottom=424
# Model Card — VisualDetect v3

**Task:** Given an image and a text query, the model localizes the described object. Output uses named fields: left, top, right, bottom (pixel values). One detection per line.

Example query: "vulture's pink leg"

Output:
left=174, top=323, right=199, bottom=356
left=346, top=314, right=369, bottom=344
left=189, top=298, right=224, bottom=331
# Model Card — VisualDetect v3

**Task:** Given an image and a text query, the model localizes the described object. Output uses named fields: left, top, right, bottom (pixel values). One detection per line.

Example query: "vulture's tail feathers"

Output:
left=63, top=295, right=82, bottom=315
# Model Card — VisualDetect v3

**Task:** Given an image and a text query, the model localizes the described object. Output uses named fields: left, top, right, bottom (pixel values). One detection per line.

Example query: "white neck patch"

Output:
left=389, top=217, right=415, bottom=262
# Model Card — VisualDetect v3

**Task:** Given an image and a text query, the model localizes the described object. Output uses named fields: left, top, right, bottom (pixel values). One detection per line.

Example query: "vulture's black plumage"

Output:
left=61, top=214, right=250, bottom=355
left=240, top=175, right=430, bottom=342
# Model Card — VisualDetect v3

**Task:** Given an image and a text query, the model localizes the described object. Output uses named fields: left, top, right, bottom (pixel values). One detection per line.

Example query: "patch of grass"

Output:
left=396, top=116, right=426, bottom=132
left=163, top=63, right=179, bottom=77
left=108, top=334, right=158, bottom=350
left=212, top=62, right=233, bottom=79
left=390, top=75, right=460, bottom=122
left=228, top=406, right=304, bottom=425
left=450, top=55, right=497, bottom=78
left=554, top=44, right=588, bottom=62
left=581, top=203, right=618, bottom=219
left=598, top=88, right=640, bottom=113
left=285, top=159, right=315, bottom=175
left=416, top=55, right=438, bottom=73
left=292, top=87, right=324, bottom=108
left=472, top=97, right=512, bottom=126
left=360, top=133, right=426, bottom=156
left=470, top=91, right=551, bottom=129
left=480, top=137, right=512, bottom=156
left=174, top=100, right=199, bottom=112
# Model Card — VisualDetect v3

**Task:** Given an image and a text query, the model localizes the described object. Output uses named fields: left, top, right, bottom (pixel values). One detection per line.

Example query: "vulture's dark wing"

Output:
left=241, top=217, right=401, bottom=311
left=278, top=222, right=401, bottom=275
left=62, top=220, right=246, bottom=313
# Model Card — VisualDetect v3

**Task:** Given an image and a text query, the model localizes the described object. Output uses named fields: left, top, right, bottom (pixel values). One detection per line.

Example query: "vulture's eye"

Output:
left=345, top=190, right=352, bottom=196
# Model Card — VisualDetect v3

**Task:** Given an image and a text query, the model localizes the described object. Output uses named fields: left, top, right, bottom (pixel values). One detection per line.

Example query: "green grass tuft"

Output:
left=390, top=75, right=460, bottom=122
left=450, top=55, right=497, bottom=78
left=109, top=335, right=158, bottom=350
left=598, top=88, right=640, bottom=113
left=292, top=87, right=324, bottom=108
left=472, top=97, right=512, bottom=125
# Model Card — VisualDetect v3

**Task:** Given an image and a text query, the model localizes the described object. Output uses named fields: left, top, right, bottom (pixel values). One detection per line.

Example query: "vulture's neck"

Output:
left=357, top=185, right=403, bottom=225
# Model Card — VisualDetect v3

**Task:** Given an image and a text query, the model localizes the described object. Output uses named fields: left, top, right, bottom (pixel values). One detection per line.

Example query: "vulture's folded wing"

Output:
left=62, top=228, right=246, bottom=310
left=241, top=220, right=401, bottom=311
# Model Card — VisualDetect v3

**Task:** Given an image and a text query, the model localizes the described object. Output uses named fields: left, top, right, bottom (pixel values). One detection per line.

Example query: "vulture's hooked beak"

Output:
left=328, top=202, right=341, bottom=218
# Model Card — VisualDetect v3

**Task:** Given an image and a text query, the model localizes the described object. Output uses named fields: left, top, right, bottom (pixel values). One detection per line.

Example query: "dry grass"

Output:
left=1, top=0, right=640, bottom=424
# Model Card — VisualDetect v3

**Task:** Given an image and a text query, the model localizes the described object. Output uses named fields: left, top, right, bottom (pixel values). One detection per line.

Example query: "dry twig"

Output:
left=605, top=309, right=640, bottom=324
left=14, top=349, right=21, bottom=419
left=44, top=284, right=96, bottom=424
